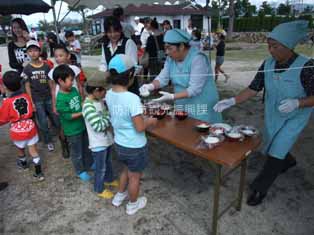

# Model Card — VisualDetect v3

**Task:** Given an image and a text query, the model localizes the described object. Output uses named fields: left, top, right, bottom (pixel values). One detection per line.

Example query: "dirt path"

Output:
left=1, top=48, right=314, bottom=235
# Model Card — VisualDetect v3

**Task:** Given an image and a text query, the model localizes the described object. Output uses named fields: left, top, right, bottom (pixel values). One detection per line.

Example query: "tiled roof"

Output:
left=91, top=3, right=211, bottom=18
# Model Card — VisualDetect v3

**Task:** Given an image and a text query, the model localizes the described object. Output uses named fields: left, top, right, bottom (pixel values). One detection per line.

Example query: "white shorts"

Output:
left=13, top=134, right=39, bottom=149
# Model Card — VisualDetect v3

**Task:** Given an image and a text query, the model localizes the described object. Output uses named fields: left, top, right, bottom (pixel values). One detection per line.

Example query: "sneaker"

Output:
left=112, top=191, right=128, bottom=207
left=47, top=143, right=54, bottom=152
left=78, top=171, right=91, bottom=182
left=33, top=172, right=45, bottom=181
left=17, top=159, right=29, bottom=170
left=126, top=196, right=147, bottom=215
left=105, top=180, right=119, bottom=188
left=98, top=189, right=114, bottom=199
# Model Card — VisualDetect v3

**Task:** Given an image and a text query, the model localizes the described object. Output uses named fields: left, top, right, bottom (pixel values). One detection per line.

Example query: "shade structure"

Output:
left=60, top=0, right=182, bottom=9
left=0, top=0, right=51, bottom=15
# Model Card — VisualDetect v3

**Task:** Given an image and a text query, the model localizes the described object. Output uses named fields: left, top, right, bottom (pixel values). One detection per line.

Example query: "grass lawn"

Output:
left=83, top=43, right=313, bottom=80
left=224, top=44, right=314, bottom=62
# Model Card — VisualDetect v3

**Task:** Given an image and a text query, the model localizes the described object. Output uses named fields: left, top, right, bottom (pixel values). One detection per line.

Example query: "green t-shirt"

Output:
left=56, top=87, right=85, bottom=136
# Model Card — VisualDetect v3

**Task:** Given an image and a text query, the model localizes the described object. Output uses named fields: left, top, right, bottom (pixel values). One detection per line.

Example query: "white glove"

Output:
left=213, top=97, right=236, bottom=112
left=278, top=99, right=299, bottom=113
left=139, top=83, right=155, bottom=97
left=151, top=91, right=175, bottom=103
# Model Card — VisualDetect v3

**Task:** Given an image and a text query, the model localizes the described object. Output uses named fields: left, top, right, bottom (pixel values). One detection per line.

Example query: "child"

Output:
left=40, top=50, right=54, bottom=69
left=82, top=77, right=118, bottom=199
left=69, top=53, right=86, bottom=87
left=52, top=64, right=91, bottom=181
left=105, top=54, right=157, bottom=215
left=22, top=40, right=59, bottom=151
left=48, top=44, right=83, bottom=109
left=48, top=45, right=83, bottom=158
left=65, top=31, right=82, bottom=67
left=0, top=71, right=44, bottom=181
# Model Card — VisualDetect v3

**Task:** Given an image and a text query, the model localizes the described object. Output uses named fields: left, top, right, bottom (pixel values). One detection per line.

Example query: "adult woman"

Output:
left=214, top=33, right=229, bottom=82
left=7, top=18, right=30, bottom=74
left=214, top=20, right=314, bottom=206
left=99, top=16, right=139, bottom=95
left=139, top=29, right=222, bottom=123
left=145, top=19, right=164, bottom=80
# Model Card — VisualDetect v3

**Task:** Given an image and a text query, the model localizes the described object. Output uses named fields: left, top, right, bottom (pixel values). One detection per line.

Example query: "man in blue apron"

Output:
left=213, top=20, right=314, bottom=206
left=139, top=29, right=222, bottom=123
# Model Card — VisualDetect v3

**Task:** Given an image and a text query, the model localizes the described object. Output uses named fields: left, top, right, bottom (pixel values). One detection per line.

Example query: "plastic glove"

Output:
left=213, top=97, right=236, bottom=112
left=151, top=91, right=175, bottom=103
left=278, top=99, right=299, bottom=113
left=139, top=83, right=155, bottom=97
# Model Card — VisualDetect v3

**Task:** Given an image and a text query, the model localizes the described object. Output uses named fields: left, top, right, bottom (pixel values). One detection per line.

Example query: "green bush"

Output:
left=212, top=15, right=313, bottom=32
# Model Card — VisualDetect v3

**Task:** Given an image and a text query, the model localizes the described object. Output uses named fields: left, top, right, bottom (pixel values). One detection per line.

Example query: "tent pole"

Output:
left=51, top=0, right=60, bottom=43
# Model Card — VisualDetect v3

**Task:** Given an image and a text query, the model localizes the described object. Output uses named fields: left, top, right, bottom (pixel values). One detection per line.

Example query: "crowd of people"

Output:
left=0, top=8, right=313, bottom=217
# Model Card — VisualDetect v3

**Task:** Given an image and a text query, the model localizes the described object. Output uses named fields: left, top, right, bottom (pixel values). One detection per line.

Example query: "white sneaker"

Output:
left=47, top=143, right=54, bottom=151
left=112, top=191, right=128, bottom=207
left=126, top=196, right=147, bottom=215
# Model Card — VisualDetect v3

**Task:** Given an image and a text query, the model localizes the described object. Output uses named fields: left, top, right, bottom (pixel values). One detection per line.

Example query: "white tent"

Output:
left=59, top=0, right=185, bottom=9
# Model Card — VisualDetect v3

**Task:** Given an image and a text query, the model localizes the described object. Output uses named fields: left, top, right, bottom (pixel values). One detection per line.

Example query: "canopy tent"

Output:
left=59, top=0, right=183, bottom=9
left=0, top=0, right=51, bottom=15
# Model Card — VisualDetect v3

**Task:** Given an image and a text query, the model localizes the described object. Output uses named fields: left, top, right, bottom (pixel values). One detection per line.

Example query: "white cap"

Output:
left=26, top=40, right=40, bottom=50
left=134, top=16, right=140, bottom=21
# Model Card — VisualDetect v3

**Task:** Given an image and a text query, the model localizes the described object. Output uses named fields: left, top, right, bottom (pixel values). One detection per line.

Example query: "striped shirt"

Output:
left=82, top=97, right=113, bottom=150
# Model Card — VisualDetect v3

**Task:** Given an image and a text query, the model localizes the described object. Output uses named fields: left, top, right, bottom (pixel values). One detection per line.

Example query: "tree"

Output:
left=303, top=6, right=313, bottom=14
left=227, top=0, right=235, bottom=40
left=277, top=1, right=291, bottom=16
left=235, top=0, right=256, bottom=17
left=258, top=1, right=273, bottom=16
left=38, top=20, right=54, bottom=32
left=68, top=5, right=89, bottom=34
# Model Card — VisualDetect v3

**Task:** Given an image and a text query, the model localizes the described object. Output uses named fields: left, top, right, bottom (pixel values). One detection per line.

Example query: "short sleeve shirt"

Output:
left=21, top=63, right=51, bottom=101
left=105, top=89, right=147, bottom=148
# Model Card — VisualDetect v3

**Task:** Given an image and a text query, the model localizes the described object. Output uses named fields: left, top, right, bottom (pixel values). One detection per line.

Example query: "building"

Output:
left=90, top=3, right=211, bottom=35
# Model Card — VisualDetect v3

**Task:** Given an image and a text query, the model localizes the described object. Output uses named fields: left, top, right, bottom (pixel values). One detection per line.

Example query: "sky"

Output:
left=22, top=0, right=314, bottom=27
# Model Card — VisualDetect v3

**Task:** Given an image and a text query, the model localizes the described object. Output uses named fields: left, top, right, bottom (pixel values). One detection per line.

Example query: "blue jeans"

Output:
left=92, top=146, right=113, bottom=193
left=66, top=131, right=92, bottom=175
left=34, top=98, right=60, bottom=144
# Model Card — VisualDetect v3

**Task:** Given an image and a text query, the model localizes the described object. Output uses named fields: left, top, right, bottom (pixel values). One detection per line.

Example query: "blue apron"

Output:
left=263, top=55, right=312, bottom=159
left=168, top=47, right=222, bottom=123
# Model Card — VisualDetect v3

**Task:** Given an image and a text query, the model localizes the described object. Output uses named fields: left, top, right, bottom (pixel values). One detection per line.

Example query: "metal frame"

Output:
left=210, top=158, right=247, bottom=235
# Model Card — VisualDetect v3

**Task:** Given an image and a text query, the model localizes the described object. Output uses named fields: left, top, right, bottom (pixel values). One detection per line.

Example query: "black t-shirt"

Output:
left=7, top=41, right=29, bottom=74
left=249, top=54, right=314, bottom=97
left=216, top=40, right=225, bottom=57
left=146, top=34, right=164, bottom=58
left=21, top=63, right=51, bottom=102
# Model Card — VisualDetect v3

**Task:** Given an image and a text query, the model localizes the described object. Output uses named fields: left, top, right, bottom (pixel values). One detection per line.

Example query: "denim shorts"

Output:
left=216, top=56, right=224, bottom=65
left=115, top=144, right=148, bottom=172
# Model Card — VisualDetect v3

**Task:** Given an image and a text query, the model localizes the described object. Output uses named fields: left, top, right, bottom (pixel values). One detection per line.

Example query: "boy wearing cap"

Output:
left=22, top=40, right=59, bottom=152
left=105, top=54, right=157, bottom=215
left=82, top=77, right=118, bottom=199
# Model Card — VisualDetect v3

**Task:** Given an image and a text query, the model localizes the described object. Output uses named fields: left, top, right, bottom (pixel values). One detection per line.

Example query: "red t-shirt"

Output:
left=0, top=92, right=37, bottom=141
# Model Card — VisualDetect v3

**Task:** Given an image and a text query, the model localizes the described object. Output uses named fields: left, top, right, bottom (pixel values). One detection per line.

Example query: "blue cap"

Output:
left=268, top=20, right=309, bottom=49
left=164, top=29, right=192, bottom=44
left=108, top=54, right=136, bottom=74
